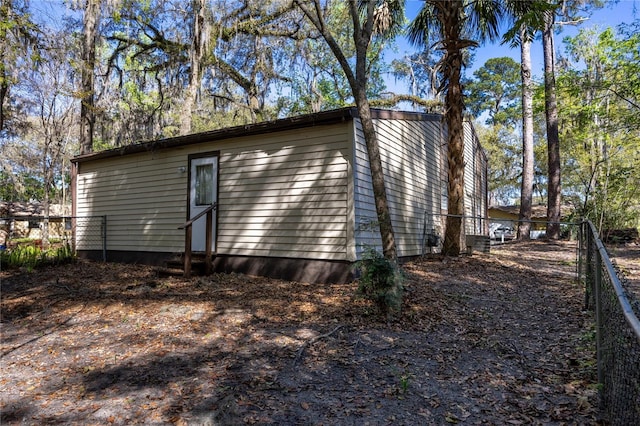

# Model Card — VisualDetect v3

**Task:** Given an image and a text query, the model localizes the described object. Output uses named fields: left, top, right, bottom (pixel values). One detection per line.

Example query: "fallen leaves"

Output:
left=0, top=241, right=601, bottom=424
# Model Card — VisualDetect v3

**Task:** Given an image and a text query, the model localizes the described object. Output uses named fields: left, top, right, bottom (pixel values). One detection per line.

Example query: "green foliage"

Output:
left=0, top=171, right=42, bottom=201
left=283, top=1, right=390, bottom=115
left=465, top=57, right=521, bottom=127
left=1, top=244, right=42, bottom=270
left=398, top=371, right=412, bottom=395
left=558, top=25, right=640, bottom=230
left=0, top=241, right=75, bottom=270
left=1, top=0, right=41, bottom=137
left=354, top=248, right=404, bottom=316
left=474, top=123, right=525, bottom=204
left=466, top=56, right=546, bottom=205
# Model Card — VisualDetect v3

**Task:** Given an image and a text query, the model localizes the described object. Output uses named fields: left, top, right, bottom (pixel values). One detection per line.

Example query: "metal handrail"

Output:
left=585, top=220, right=640, bottom=340
left=580, top=219, right=640, bottom=424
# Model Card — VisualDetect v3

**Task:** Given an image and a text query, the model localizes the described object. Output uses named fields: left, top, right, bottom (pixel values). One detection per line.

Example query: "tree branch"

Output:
left=606, top=87, right=640, bottom=111
left=293, top=325, right=344, bottom=366
left=369, top=93, right=443, bottom=111
left=293, top=0, right=358, bottom=90
left=556, top=17, right=589, bottom=26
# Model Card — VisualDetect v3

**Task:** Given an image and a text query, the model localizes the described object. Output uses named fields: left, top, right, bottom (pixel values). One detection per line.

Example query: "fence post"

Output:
left=577, top=222, right=581, bottom=277
left=586, top=228, right=594, bottom=310
left=71, top=216, right=76, bottom=253
left=101, top=216, right=107, bottom=262
left=578, top=222, right=587, bottom=309
left=594, top=246, right=604, bottom=388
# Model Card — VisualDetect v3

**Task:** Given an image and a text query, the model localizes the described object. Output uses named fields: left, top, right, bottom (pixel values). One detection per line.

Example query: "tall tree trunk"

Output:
left=518, top=27, right=534, bottom=240
left=354, top=90, right=397, bottom=262
left=42, top=177, right=50, bottom=250
left=294, top=0, right=397, bottom=262
left=0, top=0, right=11, bottom=133
left=180, top=0, right=207, bottom=135
left=351, top=1, right=396, bottom=262
left=543, top=9, right=561, bottom=239
left=79, top=0, right=99, bottom=154
left=0, top=73, right=6, bottom=133
left=441, top=0, right=465, bottom=256
left=42, top=141, right=50, bottom=250
left=582, top=70, right=598, bottom=221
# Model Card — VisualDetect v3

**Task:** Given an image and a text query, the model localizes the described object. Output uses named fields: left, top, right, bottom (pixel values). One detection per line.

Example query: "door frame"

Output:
left=187, top=151, right=220, bottom=253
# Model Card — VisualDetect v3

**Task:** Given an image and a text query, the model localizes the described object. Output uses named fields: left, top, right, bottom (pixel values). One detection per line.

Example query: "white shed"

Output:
left=71, top=108, right=488, bottom=283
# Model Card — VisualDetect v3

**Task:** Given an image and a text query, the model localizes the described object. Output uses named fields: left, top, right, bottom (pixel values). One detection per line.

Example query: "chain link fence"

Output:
left=579, top=220, right=640, bottom=425
left=0, top=215, right=106, bottom=261
left=424, top=213, right=580, bottom=254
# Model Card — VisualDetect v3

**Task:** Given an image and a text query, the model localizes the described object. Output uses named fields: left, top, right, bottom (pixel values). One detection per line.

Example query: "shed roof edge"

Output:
left=71, top=107, right=443, bottom=163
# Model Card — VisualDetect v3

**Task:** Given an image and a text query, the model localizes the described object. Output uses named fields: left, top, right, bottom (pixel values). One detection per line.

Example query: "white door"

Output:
left=189, top=156, right=218, bottom=252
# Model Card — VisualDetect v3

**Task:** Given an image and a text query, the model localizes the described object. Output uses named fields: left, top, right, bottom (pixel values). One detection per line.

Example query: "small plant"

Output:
left=399, top=373, right=410, bottom=394
left=354, top=247, right=404, bottom=315
left=2, top=244, right=41, bottom=269
left=51, top=243, right=74, bottom=265
left=0, top=242, right=75, bottom=270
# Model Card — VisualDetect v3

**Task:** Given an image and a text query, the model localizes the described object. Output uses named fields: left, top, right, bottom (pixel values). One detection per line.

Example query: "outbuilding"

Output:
left=71, top=108, right=487, bottom=283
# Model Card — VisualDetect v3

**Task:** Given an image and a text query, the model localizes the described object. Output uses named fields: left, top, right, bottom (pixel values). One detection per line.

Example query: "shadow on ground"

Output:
left=1, top=241, right=599, bottom=424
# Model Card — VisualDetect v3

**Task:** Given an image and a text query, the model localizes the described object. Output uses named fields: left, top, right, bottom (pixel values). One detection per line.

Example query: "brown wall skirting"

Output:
left=76, top=250, right=354, bottom=284
left=76, top=250, right=174, bottom=266
left=212, top=255, right=353, bottom=284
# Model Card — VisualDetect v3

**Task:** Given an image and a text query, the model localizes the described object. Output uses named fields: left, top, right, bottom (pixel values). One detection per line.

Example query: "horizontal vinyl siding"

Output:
left=216, top=125, right=351, bottom=260
left=76, top=124, right=352, bottom=259
left=354, top=117, right=443, bottom=257
left=463, top=121, right=487, bottom=235
left=76, top=149, right=190, bottom=251
left=463, top=122, right=474, bottom=234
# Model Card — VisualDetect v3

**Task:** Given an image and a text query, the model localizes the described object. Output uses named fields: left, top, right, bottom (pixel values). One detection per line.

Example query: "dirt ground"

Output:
left=607, top=242, right=640, bottom=307
left=1, top=241, right=602, bottom=425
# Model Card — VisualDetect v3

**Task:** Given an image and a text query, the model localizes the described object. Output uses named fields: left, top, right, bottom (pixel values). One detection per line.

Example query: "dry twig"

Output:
left=294, top=325, right=344, bottom=366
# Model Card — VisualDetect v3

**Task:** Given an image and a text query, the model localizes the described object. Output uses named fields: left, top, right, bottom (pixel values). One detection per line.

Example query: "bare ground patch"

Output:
left=1, top=241, right=599, bottom=424
left=607, top=242, right=640, bottom=311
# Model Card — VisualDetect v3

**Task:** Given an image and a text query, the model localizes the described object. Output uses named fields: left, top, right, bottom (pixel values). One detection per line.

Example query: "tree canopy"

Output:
left=1, top=0, right=637, bottom=234
left=558, top=25, right=640, bottom=230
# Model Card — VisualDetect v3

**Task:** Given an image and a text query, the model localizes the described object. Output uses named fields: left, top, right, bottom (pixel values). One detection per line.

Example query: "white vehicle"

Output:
left=490, top=223, right=515, bottom=241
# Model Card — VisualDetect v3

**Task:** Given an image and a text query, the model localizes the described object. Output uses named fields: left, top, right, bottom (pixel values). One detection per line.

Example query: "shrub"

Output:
left=0, top=242, right=74, bottom=270
left=354, top=248, right=404, bottom=315
left=1, top=244, right=41, bottom=269
left=49, top=243, right=74, bottom=265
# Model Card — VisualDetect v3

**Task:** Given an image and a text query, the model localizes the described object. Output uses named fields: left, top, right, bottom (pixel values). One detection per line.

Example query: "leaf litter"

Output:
left=1, top=240, right=601, bottom=424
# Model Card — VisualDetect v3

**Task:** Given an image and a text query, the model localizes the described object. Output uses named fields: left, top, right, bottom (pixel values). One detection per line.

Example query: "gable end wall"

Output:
left=463, top=121, right=488, bottom=236
left=353, top=116, right=444, bottom=258
left=354, top=117, right=486, bottom=258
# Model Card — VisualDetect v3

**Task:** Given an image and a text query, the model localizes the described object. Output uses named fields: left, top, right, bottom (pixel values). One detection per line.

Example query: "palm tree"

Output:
left=408, top=0, right=503, bottom=255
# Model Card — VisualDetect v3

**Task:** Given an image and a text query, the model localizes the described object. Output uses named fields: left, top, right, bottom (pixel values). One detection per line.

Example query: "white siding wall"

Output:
left=353, top=116, right=444, bottom=258
left=463, top=121, right=487, bottom=235
left=216, top=125, right=351, bottom=260
left=76, top=124, right=352, bottom=260
left=76, top=115, right=485, bottom=261
left=76, top=149, right=190, bottom=251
